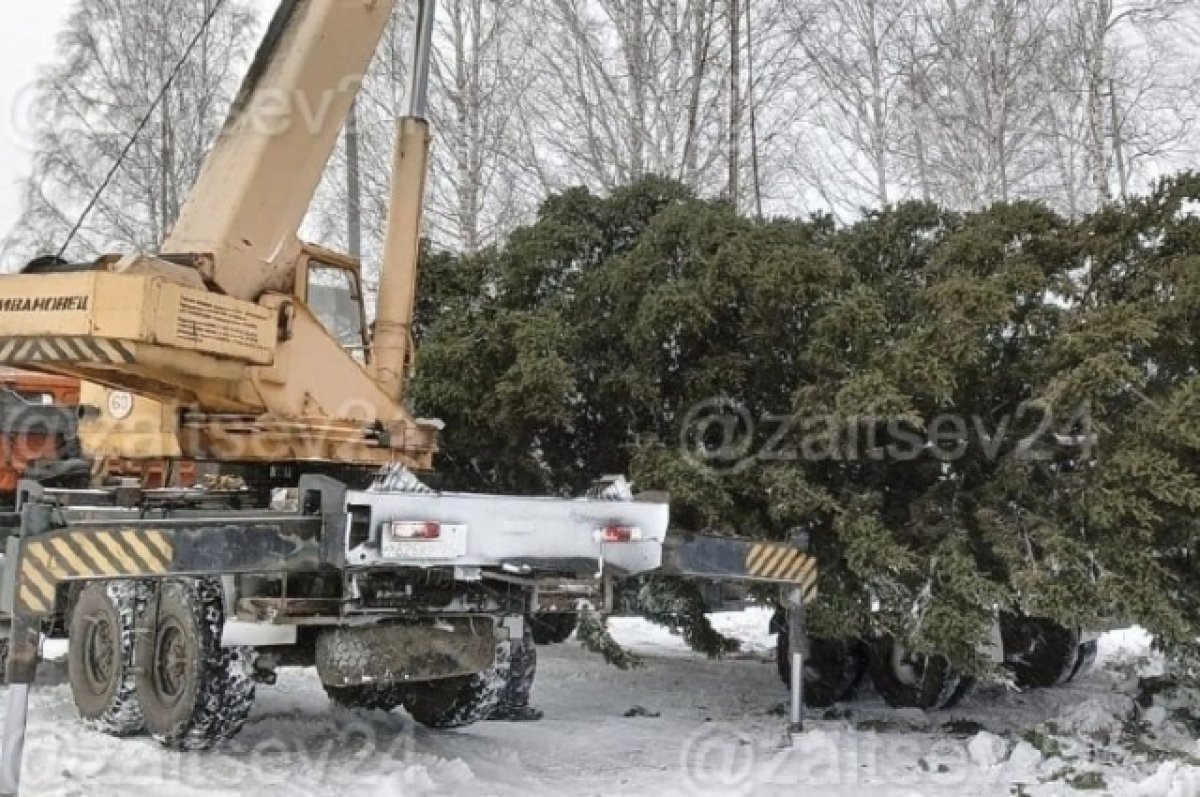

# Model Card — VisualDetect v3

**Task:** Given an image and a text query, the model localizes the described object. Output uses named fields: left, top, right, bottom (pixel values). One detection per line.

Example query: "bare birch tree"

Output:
left=310, top=0, right=536, bottom=274
left=786, top=0, right=915, bottom=209
left=527, top=0, right=728, bottom=191
left=1049, top=0, right=1197, bottom=209
left=4, top=0, right=255, bottom=262
left=909, top=0, right=1055, bottom=207
left=428, top=0, right=539, bottom=252
left=727, top=0, right=742, bottom=206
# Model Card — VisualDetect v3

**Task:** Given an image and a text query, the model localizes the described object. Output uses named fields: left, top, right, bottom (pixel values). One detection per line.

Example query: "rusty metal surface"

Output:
left=237, top=598, right=343, bottom=621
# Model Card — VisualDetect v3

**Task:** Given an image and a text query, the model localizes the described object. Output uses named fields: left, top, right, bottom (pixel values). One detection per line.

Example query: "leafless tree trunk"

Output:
left=1108, top=76, right=1128, bottom=199
left=680, top=0, right=717, bottom=183
left=345, top=101, right=363, bottom=257
left=1082, top=0, right=1113, bottom=201
left=627, top=0, right=649, bottom=178
left=745, top=0, right=764, bottom=218
left=727, top=0, right=742, bottom=207
left=788, top=0, right=910, bottom=208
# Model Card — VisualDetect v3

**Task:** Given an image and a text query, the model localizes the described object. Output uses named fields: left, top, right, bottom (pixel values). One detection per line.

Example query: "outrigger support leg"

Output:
left=0, top=615, right=41, bottom=797
left=783, top=585, right=807, bottom=735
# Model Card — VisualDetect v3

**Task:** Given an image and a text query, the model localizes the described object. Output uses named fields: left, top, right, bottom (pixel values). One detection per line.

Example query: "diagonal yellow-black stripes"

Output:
left=14, top=529, right=175, bottom=616
left=0, top=337, right=136, bottom=366
left=745, top=543, right=819, bottom=604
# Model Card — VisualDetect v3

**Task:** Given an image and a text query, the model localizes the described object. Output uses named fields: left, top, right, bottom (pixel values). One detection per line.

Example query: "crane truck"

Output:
left=0, top=1, right=819, bottom=792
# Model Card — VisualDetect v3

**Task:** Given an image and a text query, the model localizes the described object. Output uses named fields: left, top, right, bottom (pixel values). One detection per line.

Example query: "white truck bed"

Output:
left=344, top=488, right=670, bottom=576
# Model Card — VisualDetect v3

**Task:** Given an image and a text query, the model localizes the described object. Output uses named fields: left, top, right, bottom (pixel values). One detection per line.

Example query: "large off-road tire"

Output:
left=776, top=626, right=869, bottom=708
left=868, top=636, right=971, bottom=710
left=134, top=578, right=256, bottom=750
left=1000, top=614, right=1082, bottom=689
left=68, top=581, right=146, bottom=736
left=401, top=630, right=512, bottom=729
left=530, top=613, right=577, bottom=645
left=324, top=683, right=407, bottom=712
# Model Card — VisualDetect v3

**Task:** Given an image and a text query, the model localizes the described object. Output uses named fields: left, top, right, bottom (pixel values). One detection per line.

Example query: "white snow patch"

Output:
left=967, top=731, right=1007, bottom=768
left=1096, top=626, right=1157, bottom=670
left=1121, top=761, right=1200, bottom=797
left=608, top=606, right=776, bottom=658
left=1177, top=198, right=1200, bottom=221
left=1006, top=740, right=1043, bottom=772
left=5, top=616, right=1200, bottom=796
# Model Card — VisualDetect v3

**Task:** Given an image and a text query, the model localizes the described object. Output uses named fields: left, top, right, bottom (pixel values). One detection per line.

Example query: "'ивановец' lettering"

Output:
left=0, top=296, right=90, bottom=313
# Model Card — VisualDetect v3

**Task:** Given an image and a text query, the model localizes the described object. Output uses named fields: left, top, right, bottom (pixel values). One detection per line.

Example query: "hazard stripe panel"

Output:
left=0, top=336, right=135, bottom=365
left=745, top=543, right=819, bottom=604
left=14, top=530, right=175, bottom=615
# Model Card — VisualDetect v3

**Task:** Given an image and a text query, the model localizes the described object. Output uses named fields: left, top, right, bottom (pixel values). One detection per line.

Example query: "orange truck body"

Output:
left=0, top=368, right=192, bottom=493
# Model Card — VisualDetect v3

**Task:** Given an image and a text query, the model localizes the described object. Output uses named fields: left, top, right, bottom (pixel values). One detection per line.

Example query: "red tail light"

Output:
left=388, top=521, right=442, bottom=541
left=598, top=525, right=643, bottom=543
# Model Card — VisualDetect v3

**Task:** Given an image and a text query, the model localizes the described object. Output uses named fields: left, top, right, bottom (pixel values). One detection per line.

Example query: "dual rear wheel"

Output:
left=773, top=628, right=966, bottom=710
left=999, top=613, right=1097, bottom=689
left=67, top=578, right=256, bottom=750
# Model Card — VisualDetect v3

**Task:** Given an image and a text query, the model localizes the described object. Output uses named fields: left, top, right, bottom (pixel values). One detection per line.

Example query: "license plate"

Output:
left=382, top=524, right=468, bottom=561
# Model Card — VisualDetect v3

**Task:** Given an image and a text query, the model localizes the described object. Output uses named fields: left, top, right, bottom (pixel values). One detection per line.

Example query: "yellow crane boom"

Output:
left=0, top=0, right=441, bottom=471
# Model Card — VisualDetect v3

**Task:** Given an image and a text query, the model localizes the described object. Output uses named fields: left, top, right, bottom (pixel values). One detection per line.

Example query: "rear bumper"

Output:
left=345, top=488, right=669, bottom=576
left=315, top=617, right=498, bottom=686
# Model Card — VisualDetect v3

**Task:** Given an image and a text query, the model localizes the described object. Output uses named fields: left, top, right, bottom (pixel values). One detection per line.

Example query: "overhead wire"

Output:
left=57, top=0, right=232, bottom=258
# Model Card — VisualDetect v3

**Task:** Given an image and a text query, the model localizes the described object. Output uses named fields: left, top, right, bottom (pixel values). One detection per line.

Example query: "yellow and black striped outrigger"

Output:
left=14, top=528, right=176, bottom=615
left=662, top=533, right=819, bottom=605
left=744, top=542, right=818, bottom=602
left=5, top=502, right=329, bottom=623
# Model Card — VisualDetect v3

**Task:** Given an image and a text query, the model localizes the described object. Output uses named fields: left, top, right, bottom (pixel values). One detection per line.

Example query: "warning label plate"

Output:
left=159, top=284, right=274, bottom=364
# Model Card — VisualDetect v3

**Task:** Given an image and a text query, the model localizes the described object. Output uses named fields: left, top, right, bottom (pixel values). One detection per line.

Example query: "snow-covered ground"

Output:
left=6, top=611, right=1200, bottom=796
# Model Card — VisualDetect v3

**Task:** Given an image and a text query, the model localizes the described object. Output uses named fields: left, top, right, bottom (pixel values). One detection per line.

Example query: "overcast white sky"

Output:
left=0, top=3, right=74, bottom=241
left=0, top=2, right=276, bottom=253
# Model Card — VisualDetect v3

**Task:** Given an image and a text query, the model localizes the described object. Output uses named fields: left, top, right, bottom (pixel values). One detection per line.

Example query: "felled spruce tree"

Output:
left=411, top=174, right=1200, bottom=672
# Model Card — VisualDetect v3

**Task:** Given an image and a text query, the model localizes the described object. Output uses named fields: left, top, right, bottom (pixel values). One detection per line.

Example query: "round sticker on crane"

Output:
left=108, top=391, right=134, bottom=420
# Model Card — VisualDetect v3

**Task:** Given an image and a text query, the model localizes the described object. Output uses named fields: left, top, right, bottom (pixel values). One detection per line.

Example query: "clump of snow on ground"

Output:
left=610, top=607, right=776, bottom=659
left=1097, top=626, right=1162, bottom=675
left=7, top=612, right=1200, bottom=796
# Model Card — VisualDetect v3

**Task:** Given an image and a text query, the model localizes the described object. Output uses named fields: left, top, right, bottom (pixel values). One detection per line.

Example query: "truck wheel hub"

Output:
left=83, top=618, right=116, bottom=692
left=154, top=621, right=190, bottom=701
